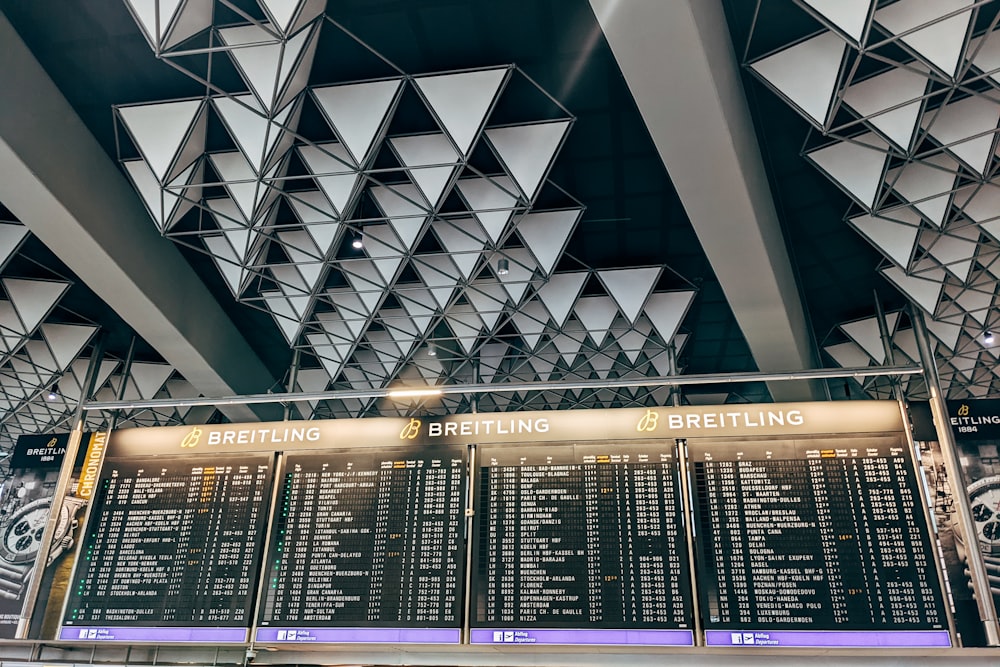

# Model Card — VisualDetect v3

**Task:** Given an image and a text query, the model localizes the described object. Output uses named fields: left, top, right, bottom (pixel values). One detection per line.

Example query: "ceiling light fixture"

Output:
left=427, top=345, right=437, bottom=357
left=986, top=331, right=995, bottom=345
left=46, top=383, right=60, bottom=401
left=497, top=258, right=509, bottom=276
left=352, top=233, right=364, bottom=250
left=387, top=388, right=444, bottom=399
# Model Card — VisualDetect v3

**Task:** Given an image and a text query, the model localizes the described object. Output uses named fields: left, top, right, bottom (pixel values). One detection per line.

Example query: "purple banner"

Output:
left=469, top=628, right=695, bottom=646
left=254, top=627, right=461, bottom=643
left=704, top=629, right=952, bottom=647
left=58, top=626, right=248, bottom=643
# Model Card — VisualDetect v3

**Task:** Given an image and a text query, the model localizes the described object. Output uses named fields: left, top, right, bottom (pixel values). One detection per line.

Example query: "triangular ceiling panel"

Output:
left=218, top=22, right=316, bottom=112
left=432, top=217, right=487, bottom=280
left=39, top=323, right=96, bottom=371
left=952, top=282, right=994, bottom=324
left=892, top=326, right=920, bottom=362
left=396, top=287, right=438, bottom=335
left=887, top=155, right=958, bottom=227
left=214, top=93, right=298, bottom=175
left=874, top=0, right=974, bottom=78
left=298, top=143, right=361, bottom=217
left=841, top=65, right=927, bottom=151
left=0, top=224, right=28, bottom=269
left=128, top=362, right=174, bottom=400
left=968, top=32, right=1000, bottom=86
left=118, top=99, right=204, bottom=182
left=262, top=290, right=305, bottom=343
left=125, top=0, right=182, bottom=46
left=464, top=280, right=508, bottom=331
left=536, top=271, right=588, bottom=328
left=927, top=317, right=963, bottom=351
left=445, top=304, right=483, bottom=355
left=414, top=67, right=508, bottom=156
left=455, top=176, right=520, bottom=243
left=574, top=296, right=618, bottom=346
left=880, top=265, right=945, bottom=315
left=551, top=332, right=584, bottom=367
left=921, top=226, right=979, bottom=281
left=259, top=0, right=324, bottom=36
left=510, top=300, right=549, bottom=351
left=370, top=185, right=429, bottom=251
left=615, top=328, right=648, bottom=365
left=749, top=31, right=846, bottom=127
left=517, top=209, right=582, bottom=275
left=338, top=260, right=390, bottom=312
left=841, top=313, right=898, bottom=364
left=806, top=134, right=889, bottom=209
left=598, top=267, right=660, bottom=325
left=485, top=120, right=571, bottom=202
left=210, top=151, right=275, bottom=222
left=494, top=248, right=536, bottom=304
left=644, top=290, right=696, bottom=343
left=824, top=341, right=873, bottom=368
left=357, top=224, right=409, bottom=283
left=923, top=95, right=1000, bottom=176
left=957, top=182, right=1000, bottom=226
left=388, top=133, right=461, bottom=208
left=848, top=211, right=920, bottom=268
left=312, top=79, right=402, bottom=166
left=801, top=0, right=873, bottom=43
left=4, top=279, right=68, bottom=334
left=412, top=255, right=461, bottom=310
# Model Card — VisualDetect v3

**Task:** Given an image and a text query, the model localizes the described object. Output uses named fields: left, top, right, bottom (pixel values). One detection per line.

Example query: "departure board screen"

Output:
left=469, top=444, right=694, bottom=646
left=254, top=447, right=465, bottom=644
left=59, top=454, right=274, bottom=643
left=690, top=436, right=952, bottom=648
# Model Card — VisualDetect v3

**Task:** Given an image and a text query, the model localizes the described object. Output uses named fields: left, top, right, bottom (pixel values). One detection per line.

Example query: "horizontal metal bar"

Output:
left=81, top=365, right=922, bottom=413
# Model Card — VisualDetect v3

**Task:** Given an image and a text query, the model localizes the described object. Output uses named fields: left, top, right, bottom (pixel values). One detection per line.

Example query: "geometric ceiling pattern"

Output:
left=0, top=218, right=204, bottom=456
left=117, top=0, right=698, bottom=417
left=748, top=0, right=1000, bottom=398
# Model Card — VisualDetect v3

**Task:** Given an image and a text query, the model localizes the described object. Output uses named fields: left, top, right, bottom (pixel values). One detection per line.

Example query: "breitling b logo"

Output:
left=399, top=418, right=422, bottom=440
left=958, top=404, right=970, bottom=417
left=636, top=409, right=659, bottom=432
left=180, top=426, right=202, bottom=448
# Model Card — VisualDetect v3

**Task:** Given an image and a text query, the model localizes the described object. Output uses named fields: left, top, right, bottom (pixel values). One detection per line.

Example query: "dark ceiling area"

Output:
left=1, top=0, right=995, bottom=441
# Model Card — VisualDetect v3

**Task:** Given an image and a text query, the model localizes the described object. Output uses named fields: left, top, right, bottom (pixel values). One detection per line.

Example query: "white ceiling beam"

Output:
left=590, top=0, right=825, bottom=401
left=0, top=11, right=278, bottom=422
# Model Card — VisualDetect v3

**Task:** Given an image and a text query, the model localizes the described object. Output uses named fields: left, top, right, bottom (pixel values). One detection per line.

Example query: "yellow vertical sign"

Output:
left=75, top=431, right=108, bottom=499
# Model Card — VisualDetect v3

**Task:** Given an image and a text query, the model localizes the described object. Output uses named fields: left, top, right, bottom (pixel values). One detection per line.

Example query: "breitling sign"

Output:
left=104, top=401, right=906, bottom=457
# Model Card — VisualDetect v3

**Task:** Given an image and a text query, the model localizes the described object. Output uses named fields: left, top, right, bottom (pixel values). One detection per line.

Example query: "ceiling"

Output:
left=0, top=0, right=993, bottom=451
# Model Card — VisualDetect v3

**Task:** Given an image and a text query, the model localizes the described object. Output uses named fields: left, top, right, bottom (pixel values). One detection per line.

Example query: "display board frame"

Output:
left=468, top=440, right=695, bottom=647
left=34, top=401, right=957, bottom=649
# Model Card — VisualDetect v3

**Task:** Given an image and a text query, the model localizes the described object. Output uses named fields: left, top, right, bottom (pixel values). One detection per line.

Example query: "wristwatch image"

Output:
left=0, top=495, right=88, bottom=599
left=969, top=475, right=1000, bottom=555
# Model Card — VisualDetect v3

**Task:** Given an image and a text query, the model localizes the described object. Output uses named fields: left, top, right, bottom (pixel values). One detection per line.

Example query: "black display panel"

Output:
left=690, top=436, right=952, bottom=648
left=469, top=444, right=694, bottom=646
left=60, top=454, right=273, bottom=643
left=254, top=446, right=465, bottom=644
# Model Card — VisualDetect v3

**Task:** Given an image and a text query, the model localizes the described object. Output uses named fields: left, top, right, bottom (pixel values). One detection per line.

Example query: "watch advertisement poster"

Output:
left=910, top=399, right=1000, bottom=647
left=0, top=432, right=95, bottom=640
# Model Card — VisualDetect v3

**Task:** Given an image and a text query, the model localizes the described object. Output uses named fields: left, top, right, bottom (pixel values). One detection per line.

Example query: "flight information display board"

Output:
left=254, top=447, right=465, bottom=644
left=690, top=436, right=951, bottom=648
left=59, top=454, right=273, bottom=643
left=470, top=444, right=694, bottom=646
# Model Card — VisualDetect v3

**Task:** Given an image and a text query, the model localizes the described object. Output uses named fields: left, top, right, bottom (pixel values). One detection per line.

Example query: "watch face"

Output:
left=0, top=498, right=52, bottom=564
left=970, top=475, right=1000, bottom=555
